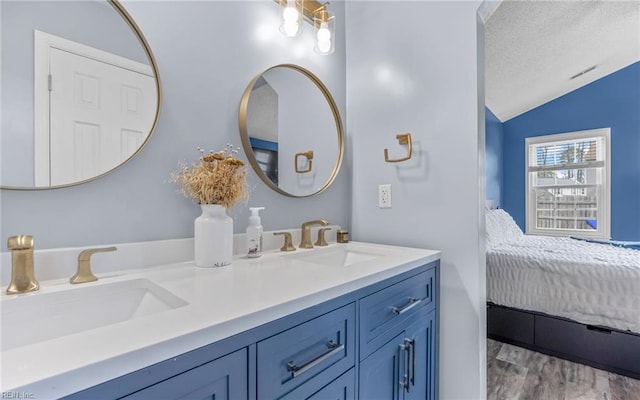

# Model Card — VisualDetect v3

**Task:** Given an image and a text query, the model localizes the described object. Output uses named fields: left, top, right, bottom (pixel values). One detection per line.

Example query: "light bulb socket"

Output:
left=313, top=9, right=335, bottom=55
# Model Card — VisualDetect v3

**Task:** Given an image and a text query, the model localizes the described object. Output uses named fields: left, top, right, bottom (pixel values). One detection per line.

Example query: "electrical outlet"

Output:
left=378, top=184, right=392, bottom=208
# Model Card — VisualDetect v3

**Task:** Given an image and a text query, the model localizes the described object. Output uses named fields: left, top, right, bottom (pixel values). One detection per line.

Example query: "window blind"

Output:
left=528, top=136, right=605, bottom=172
left=525, top=129, right=609, bottom=238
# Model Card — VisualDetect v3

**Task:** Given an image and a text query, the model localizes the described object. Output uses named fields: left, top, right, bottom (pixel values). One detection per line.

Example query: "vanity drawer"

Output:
left=359, top=269, right=434, bottom=359
left=257, top=303, right=356, bottom=400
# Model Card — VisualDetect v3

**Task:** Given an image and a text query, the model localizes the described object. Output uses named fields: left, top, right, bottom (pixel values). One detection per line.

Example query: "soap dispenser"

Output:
left=247, top=207, right=265, bottom=258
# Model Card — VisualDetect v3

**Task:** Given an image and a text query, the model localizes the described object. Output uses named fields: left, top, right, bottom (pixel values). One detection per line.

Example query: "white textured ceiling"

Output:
left=485, top=0, right=640, bottom=122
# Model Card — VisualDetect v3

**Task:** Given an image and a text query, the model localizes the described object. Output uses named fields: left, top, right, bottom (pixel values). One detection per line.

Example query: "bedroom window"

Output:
left=526, top=128, right=610, bottom=239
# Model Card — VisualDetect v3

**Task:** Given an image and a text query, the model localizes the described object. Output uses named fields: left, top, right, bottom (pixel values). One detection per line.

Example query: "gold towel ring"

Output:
left=384, top=133, right=412, bottom=163
left=295, top=150, right=314, bottom=173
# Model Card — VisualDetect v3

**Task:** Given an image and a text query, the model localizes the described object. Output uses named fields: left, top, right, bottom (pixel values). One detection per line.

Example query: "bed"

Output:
left=485, top=209, right=640, bottom=378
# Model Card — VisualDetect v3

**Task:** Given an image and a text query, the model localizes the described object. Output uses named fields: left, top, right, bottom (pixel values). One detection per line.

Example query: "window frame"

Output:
left=525, top=128, right=611, bottom=239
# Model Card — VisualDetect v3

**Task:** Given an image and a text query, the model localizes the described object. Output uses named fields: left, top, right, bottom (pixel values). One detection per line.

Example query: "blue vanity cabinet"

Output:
left=120, top=348, right=247, bottom=400
left=62, top=261, right=439, bottom=400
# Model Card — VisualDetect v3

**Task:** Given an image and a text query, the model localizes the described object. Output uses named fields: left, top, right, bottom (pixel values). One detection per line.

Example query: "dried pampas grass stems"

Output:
left=172, top=145, right=248, bottom=209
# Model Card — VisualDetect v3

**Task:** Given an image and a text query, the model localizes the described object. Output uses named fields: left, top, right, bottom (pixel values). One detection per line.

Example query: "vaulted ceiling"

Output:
left=485, top=0, right=640, bottom=122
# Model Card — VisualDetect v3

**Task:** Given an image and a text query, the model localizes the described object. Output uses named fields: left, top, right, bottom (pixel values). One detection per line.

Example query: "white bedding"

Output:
left=487, top=235, right=640, bottom=333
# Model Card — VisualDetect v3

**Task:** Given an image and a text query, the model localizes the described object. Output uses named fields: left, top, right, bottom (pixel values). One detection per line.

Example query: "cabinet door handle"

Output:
left=402, top=338, right=416, bottom=393
left=398, top=343, right=409, bottom=390
left=399, top=341, right=411, bottom=393
left=286, top=340, right=344, bottom=378
left=391, top=297, right=422, bottom=315
left=409, top=338, right=416, bottom=388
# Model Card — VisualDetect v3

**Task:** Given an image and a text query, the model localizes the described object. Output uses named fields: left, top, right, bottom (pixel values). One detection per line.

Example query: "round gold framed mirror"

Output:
left=238, top=64, right=344, bottom=198
left=0, top=0, right=161, bottom=190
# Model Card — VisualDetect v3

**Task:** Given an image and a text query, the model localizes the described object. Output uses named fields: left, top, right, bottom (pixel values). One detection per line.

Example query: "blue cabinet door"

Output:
left=404, top=308, right=436, bottom=400
left=308, top=368, right=355, bottom=400
left=280, top=368, right=355, bottom=400
left=359, top=308, right=437, bottom=400
left=121, top=348, right=247, bottom=400
left=359, top=332, right=404, bottom=400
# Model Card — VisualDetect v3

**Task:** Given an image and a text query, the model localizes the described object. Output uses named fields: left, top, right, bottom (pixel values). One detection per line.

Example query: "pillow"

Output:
left=485, top=209, right=523, bottom=248
left=493, top=209, right=524, bottom=238
left=485, top=211, right=504, bottom=248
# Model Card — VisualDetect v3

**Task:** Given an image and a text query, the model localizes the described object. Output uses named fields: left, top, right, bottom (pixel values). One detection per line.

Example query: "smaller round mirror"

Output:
left=239, top=64, right=344, bottom=197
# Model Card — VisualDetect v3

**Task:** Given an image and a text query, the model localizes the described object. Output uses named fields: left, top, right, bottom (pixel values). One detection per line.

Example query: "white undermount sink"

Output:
left=285, top=243, right=398, bottom=267
left=1, top=278, right=187, bottom=351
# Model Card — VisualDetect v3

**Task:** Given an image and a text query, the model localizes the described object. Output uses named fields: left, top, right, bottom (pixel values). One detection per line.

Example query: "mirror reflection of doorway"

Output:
left=34, top=31, right=155, bottom=186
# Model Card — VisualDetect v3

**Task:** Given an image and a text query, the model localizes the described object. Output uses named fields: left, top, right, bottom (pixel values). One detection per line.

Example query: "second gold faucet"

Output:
left=299, top=219, right=329, bottom=249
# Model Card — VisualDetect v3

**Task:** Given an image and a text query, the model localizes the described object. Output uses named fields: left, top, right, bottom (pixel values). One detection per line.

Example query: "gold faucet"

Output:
left=70, top=247, right=117, bottom=284
left=6, top=235, right=39, bottom=295
left=299, top=219, right=329, bottom=249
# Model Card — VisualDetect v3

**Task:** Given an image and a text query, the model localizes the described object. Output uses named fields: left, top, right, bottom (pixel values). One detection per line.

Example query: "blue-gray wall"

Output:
left=497, top=61, right=640, bottom=241
left=0, top=1, right=349, bottom=250
left=485, top=107, right=503, bottom=208
left=347, top=2, right=485, bottom=398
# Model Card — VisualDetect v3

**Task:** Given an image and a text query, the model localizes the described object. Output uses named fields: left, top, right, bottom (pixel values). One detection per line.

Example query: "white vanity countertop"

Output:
left=0, top=241, right=440, bottom=398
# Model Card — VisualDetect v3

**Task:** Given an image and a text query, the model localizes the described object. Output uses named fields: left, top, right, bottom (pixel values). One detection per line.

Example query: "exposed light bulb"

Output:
left=316, top=22, right=332, bottom=54
left=283, top=20, right=300, bottom=37
left=283, top=5, right=298, bottom=22
left=281, top=3, right=300, bottom=37
left=317, top=39, right=331, bottom=53
left=317, top=22, right=331, bottom=41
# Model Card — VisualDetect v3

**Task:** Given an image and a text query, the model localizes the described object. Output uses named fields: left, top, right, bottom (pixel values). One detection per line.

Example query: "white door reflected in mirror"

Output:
left=42, top=35, right=156, bottom=186
left=0, top=0, right=160, bottom=189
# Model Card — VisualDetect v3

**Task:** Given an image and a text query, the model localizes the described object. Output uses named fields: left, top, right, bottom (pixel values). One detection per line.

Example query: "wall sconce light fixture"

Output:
left=275, top=0, right=335, bottom=55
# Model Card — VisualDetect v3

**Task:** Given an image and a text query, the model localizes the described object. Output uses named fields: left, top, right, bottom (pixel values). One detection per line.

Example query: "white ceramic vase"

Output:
left=194, top=204, right=233, bottom=267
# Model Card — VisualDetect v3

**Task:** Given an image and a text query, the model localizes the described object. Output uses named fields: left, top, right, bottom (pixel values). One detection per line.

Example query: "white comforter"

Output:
left=487, top=235, right=640, bottom=333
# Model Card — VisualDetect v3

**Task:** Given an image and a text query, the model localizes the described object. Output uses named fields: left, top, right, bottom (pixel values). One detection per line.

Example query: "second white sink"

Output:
left=1, top=278, right=187, bottom=351
left=285, top=243, right=398, bottom=267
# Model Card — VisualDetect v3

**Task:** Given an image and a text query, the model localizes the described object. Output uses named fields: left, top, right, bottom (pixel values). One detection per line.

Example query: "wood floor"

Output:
left=487, top=339, right=640, bottom=400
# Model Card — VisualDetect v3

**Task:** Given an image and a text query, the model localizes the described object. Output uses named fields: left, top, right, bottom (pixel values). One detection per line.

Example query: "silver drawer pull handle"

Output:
left=391, top=297, right=422, bottom=315
left=286, top=340, right=344, bottom=378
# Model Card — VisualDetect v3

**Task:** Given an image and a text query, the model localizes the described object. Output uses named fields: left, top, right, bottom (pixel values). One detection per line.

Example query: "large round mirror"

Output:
left=239, top=64, right=344, bottom=197
left=1, top=0, right=161, bottom=189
